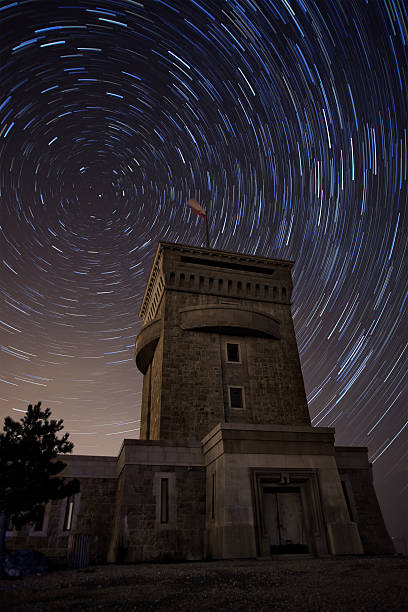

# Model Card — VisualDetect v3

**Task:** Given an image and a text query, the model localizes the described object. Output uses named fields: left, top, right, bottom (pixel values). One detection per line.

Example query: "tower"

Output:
left=136, top=241, right=310, bottom=442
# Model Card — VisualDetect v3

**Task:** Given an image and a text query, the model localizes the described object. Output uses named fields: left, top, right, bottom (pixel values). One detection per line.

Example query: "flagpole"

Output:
left=205, top=211, right=210, bottom=248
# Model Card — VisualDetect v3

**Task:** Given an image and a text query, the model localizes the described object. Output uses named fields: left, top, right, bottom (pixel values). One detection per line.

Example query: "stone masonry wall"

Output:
left=155, top=288, right=309, bottom=441
left=6, top=476, right=117, bottom=565
left=117, top=463, right=206, bottom=562
left=160, top=291, right=225, bottom=441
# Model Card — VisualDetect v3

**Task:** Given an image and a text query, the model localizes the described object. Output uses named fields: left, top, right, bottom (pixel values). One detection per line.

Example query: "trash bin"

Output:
left=67, top=534, right=91, bottom=568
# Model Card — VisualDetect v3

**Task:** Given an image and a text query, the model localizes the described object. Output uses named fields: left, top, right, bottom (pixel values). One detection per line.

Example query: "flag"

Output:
left=187, top=198, right=206, bottom=220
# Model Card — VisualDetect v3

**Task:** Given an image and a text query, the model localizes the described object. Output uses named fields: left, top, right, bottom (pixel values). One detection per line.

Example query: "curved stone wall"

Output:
left=179, top=304, right=280, bottom=338
left=135, top=318, right=161, bottom=373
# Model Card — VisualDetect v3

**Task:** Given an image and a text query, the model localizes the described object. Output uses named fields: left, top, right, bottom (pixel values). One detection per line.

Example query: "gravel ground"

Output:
left=1, top=556, right=407, bottom=612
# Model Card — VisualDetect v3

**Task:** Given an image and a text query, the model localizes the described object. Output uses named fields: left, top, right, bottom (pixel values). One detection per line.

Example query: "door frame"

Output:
left=250, top=468, right=328, bottom=556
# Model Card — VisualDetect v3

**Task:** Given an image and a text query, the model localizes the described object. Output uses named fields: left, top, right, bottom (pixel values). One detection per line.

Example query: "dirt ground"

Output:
left=1, top=556, right=407, bottom=611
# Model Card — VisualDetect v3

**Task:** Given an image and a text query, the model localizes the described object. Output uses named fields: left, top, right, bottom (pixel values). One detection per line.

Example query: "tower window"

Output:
left=229, top=386, right=244, bottom=409
left=226, top=343, right=240, bottom=362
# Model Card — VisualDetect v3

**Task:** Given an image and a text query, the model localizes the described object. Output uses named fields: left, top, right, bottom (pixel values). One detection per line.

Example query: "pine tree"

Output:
left=0, top=402, right=79, bottom=552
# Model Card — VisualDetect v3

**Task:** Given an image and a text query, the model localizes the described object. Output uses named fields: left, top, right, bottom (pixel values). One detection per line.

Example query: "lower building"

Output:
left=6, top=432, right=393, bottom=564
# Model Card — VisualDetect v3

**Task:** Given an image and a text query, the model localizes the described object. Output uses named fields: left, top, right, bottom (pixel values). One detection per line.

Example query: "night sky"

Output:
left=1, top=0, right=407, bottom=541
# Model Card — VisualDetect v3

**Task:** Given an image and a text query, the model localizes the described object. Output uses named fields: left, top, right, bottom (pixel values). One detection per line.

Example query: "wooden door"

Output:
left=262, top=486, right=308, bottom=553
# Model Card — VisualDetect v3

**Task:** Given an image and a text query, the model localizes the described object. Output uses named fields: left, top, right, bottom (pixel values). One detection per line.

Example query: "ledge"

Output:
left=135, top=317, right=161, bottom=373
left=179, top=304, right=280, bottom=338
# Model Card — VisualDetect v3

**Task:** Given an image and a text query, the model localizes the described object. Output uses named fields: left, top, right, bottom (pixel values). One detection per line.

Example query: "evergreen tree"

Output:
left=0, top=402, right=79, bottom=551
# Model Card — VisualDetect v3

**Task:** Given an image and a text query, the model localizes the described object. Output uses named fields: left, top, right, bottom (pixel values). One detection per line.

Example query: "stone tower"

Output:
left=131, top=241, right=394, bottom=560
left=136, top=241, right=310, bottom=442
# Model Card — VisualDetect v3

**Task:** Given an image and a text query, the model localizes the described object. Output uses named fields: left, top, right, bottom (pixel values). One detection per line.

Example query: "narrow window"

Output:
left=218, top=279, right=223, bottom=291
left=189, top=274, right=195, bottom=287
left=282, top=287, right=287, bottom=299
left=160, top=478, right=169, bottom=523
left=211, top=472, right=216, bottom=520
left=63, top=496, right=75, bottom=531
left=209, top=277, right=214, bottom=289
left=179, top=273, right=185, bottom=287
left=228, top=279, right=232, bottom=293
left=255, top=283, right=260, bottom=296
left=273, top=286, right=278, bottom=298
left=169, top=271, right=175, bottom=284
left=237, top=281, right=242, bottom=294
left=33, top=506, right=45, bottom=532
left=264, top=285, right=269, bottom=296
left=199, top=275, right=204, bottom=289
left=229, top=386, right=244, bottom=409
left=246, top=282, right=251, bottom=294
left=226, top=343, right=240, bottom=362
left=341, top=480, right=354, bottom=521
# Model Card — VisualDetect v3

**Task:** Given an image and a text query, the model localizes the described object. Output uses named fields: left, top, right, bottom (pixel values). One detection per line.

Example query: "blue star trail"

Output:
left=0, top=0, right=407, bottom=540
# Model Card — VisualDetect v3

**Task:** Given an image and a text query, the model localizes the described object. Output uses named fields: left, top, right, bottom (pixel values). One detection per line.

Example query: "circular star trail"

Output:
left=1, top=1, right=407, bottom=539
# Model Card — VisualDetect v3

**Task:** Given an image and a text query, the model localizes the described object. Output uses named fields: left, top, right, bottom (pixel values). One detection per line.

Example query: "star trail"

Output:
left=0, top=0, right=407, bottom=541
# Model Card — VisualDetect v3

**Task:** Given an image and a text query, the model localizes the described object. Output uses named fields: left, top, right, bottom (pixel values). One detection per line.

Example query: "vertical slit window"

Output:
left=160, top=478, right=169, bottom=523
left=33, top=506, right=45, bottom=532
left=341, top=480, right=354, bottom=521
left=63, top=496, right=75, bottom=531
left=211, top=472, right=216, bottom=520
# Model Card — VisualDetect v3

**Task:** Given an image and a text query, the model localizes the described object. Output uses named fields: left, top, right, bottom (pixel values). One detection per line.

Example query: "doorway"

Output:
left=262, top=486, right=308, bottom=554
